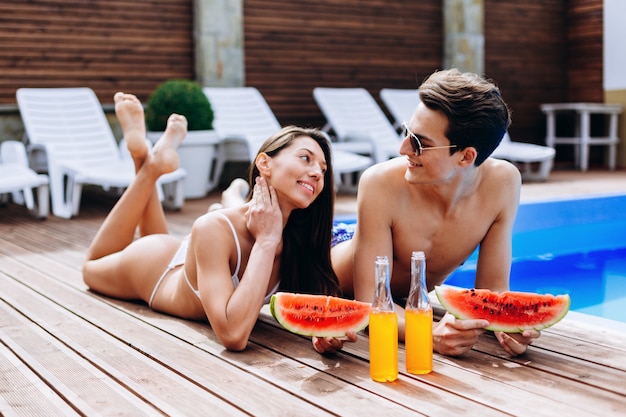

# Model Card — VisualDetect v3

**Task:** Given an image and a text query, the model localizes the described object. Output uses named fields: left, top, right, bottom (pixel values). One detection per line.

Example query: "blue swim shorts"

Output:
left=331, top=222, right=355, bottom=247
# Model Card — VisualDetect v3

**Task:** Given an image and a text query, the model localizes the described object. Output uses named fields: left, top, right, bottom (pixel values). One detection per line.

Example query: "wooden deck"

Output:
left=1, top=189, right=626, bottom=416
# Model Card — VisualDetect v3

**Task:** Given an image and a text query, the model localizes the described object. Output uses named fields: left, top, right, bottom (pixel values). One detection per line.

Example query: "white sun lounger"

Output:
left=203, top=87, right=373, bottom=191
left=313, top=87, right=402, bottom=164
left=0, top=141, right=49, bottom=219
left=16, top=87, right=187, bottom=218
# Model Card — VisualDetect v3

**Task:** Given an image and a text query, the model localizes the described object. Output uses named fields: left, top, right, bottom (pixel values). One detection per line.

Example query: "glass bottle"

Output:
left=369, top=255, right=398, bottom=382
left=405, top=251, right=433, bottom=374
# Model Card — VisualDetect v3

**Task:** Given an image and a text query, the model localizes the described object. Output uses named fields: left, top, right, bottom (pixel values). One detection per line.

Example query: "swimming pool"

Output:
left=445, top=193, right=626, bottom=324
left=335, top=193, right=626, bottom=324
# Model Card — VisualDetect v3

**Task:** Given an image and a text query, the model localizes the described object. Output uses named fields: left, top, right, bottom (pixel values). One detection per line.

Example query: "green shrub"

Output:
left=145, top=79, right=214, bottom=131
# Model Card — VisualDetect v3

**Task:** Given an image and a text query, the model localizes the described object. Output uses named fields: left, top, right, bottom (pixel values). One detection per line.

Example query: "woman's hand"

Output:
left=495, top=330, right=540, bottom=356
left=312, top=331, right=358, bottom=354
left=246, top=177, right=283, bottom=247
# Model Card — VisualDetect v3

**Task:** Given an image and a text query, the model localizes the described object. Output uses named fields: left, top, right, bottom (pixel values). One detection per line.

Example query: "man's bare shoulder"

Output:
left=475, top=158, right=522, bottom=221
left=356, top=158, right=407, bottom=220
left=479, top=158, right=522, bottom=192
left=359, top=157, right=407, bottom=189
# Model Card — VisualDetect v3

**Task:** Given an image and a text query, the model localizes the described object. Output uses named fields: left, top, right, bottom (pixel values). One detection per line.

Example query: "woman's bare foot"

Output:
left=222, top=178, right=249, bottom=207
left=208, top=178, right=249, bottom=211
left=208, top=202, right=224, bottom=211
left=146, top=113, right=187, bottom=176
left=209, top=178, right=250, bottom=211
left=114, top=92, right=148, bottom=167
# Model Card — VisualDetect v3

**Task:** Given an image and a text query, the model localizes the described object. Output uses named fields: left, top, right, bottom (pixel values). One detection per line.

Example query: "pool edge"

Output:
left=565, top=310, right=626, bottom=334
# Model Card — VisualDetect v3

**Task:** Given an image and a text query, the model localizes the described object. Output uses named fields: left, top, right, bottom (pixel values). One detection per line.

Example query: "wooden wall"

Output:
left=485, top=1, right=568, bottom=143
left=0, top=0, right=604, bottom=146
left=247, top=0, right=603, bottom=141
left=566, top=0, right=603, bottom=103
left=243, top=0, right=443, bottom=128
left=485, top=0, right=603, bottom=144
left=0, top=0, right=193, bottom=105
left=564, top=0, right=604, bottom=162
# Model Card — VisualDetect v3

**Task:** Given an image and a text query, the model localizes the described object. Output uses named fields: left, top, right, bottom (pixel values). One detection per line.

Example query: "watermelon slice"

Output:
left=434, top=286, right=570, bottom=332
left=270, top=292, right=371, bottom=337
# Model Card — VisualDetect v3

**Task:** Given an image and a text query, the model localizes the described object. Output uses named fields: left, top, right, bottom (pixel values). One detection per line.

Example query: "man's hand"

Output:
left=433, top=312, right=489, bottom=356
left=435, top=312, right=541, bottom=356
left=312, top=331, right=358, bottom=354
left=495, top=330, right=540, bottom=356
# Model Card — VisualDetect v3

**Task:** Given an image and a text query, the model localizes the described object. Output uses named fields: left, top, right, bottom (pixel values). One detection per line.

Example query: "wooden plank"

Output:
left=0, top=267, right=327, bottom=416
left=2, top=213, right=476, bottom=417
left=0, top=225, right=92, bottom=272
left=258, top=310, right=624, bottom=417
left=468, top=326, right=626, bottom=397
left=0, top=296, right=165, bottom=416
left=0, top=269, right=250, bottom=415
left=0, top=204, right=500, bottom=417
left=110, top=304, right=433, bottom=416
left=433, top=304, right=626, bottom=411
left=544, top=318, right=626, bottom=354
left=252, top=318, right=510, bottom=417
left=458, top=341, right=626, bottom=415
left=0, top=340, right=80, bottom=417
left=0, top=254, right=421, bottom=415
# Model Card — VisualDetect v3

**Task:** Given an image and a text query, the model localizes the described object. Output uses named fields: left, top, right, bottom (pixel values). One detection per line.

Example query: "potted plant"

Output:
left=145, top=79, right=220, bottom=198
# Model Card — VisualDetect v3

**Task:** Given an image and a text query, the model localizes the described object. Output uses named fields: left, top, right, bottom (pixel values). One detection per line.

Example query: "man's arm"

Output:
left=352, top=166, right=395, bottom=307
left=473, top=163, right=540, bottom=355
left=474, top=161, right=521, bottom=291
left=353, top=166, right=411, bottom=341
left=434, top=161, right=529, bottom=357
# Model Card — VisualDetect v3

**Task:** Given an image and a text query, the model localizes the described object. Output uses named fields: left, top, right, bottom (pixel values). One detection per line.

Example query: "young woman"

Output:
left=83, top=92, right=343, bottom=351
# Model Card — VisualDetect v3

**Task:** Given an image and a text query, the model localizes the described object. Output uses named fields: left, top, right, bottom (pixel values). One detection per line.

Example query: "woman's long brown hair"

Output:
left=247, top=126, right=341, bottom=297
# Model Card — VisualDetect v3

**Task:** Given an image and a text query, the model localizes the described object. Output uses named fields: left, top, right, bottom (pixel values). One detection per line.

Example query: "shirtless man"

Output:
left=329, top=69, right=541, bottom=356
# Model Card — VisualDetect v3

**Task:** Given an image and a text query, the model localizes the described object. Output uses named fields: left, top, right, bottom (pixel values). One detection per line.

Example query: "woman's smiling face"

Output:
left=262, top=135, right=327, bottom=209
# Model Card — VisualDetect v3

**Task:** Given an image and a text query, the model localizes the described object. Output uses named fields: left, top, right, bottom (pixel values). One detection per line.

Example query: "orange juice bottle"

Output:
left=369, top=256, right=398, bottom=382
left=405, top=251, right=433, bottom=374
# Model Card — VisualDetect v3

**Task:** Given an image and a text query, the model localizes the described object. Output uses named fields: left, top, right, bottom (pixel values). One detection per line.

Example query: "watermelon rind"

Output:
left=434, top=285, right=570, bottom=333
left=270, top=292, right=371, bottom=338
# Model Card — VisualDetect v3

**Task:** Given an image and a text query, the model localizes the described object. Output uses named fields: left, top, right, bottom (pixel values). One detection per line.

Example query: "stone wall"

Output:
left=443, top=0, right=484, bottom=75
left=194, top=0, right=244, bottom=87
